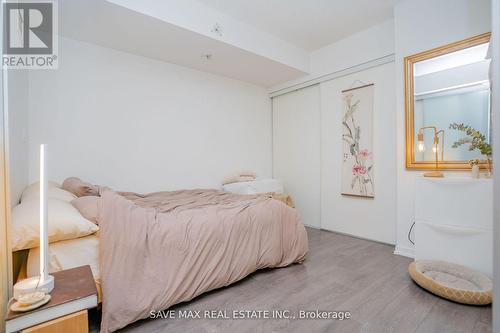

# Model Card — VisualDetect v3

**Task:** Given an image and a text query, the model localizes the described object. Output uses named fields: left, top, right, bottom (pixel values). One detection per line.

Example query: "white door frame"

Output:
left=492, top=0, right=500, bottom=331
left=1, top=1, right=14, bottom=329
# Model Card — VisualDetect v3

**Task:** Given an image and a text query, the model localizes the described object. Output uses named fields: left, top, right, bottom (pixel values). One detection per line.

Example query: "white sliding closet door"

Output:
left=272, top=85, right=321, bottom=228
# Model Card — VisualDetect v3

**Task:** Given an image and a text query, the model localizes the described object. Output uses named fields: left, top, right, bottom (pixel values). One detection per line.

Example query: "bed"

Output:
left=14, top=180, right=309, bottom=333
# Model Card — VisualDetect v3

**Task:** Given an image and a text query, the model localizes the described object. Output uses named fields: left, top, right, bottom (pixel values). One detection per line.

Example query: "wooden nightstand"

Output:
left=6, top=265, right=98, bottom=333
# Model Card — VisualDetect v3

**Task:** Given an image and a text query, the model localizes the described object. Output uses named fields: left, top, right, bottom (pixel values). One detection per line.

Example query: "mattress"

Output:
left=222, top=178, right=284, bottom=194
left=27, top=233, right=100, bottom=279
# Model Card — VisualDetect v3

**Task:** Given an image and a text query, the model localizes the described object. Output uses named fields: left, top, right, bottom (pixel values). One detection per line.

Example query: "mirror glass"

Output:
left=412, top=41, right=491, bottom=163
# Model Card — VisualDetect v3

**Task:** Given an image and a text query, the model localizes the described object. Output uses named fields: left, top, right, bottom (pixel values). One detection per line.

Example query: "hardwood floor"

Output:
left=89, top=228, right=492, bottom=333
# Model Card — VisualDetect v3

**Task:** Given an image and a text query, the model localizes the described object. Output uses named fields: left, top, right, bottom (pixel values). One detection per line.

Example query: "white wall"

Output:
left=271, top=0, right=491, bottom=248
left=394, top=0, right=492, bottom=257
left=270, top=17, right=397, bottom=244
left=272, top=85, right=321, bottom=228
left=269, top=19, right=395, bottom=94
left=27, top=37, right=272, bottom=192
left=320, top=62, right=397, bottom=244
left=310, top=19, right=394, bottom=77
left=7, top=70, right=29, bottom=206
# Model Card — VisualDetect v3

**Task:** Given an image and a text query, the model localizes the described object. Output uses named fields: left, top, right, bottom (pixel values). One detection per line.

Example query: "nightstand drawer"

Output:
left=22, top=310, right=88, bottom=333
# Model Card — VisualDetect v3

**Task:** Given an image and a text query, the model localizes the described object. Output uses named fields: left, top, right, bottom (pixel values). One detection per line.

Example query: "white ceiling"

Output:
left=59, top=0, right=400, bottom=87
left=197, top=0, right=399, bottom=51
left=59, top=0, right=306, bottom=87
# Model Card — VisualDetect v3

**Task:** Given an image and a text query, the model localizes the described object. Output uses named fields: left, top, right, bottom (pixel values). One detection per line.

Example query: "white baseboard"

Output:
left=303, top=224, right=321, bottom=229
left=393, top=245, right=415, bottom=259
left=319, top=228, right=394, bottom=246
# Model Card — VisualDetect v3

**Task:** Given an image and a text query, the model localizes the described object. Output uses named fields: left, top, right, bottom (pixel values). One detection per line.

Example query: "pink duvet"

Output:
left=98, top=189, right=308, bottom=332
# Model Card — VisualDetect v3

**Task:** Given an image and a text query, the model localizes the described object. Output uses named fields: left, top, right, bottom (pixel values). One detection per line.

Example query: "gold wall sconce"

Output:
left=417, top=126, right=445, bottom=177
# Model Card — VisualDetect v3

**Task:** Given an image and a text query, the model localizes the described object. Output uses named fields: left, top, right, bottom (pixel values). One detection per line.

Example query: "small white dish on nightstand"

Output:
left=10, top=294, right=51, bottom=312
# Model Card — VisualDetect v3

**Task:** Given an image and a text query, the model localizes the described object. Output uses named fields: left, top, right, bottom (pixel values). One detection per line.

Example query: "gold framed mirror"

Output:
left=405, top=32, right=491, bottom=170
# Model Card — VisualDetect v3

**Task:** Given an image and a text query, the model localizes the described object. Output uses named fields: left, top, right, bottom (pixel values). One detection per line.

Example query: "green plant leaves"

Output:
left=449, top=122, right=492, bottom=156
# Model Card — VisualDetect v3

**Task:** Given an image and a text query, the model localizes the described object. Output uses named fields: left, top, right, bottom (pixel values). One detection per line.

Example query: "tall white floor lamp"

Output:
left=13, top=144, right=54, bottom=298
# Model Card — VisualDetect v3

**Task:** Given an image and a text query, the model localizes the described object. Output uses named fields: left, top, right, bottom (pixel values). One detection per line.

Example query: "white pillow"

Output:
left=11, top=198, right=99, bottom=251
left=21, top=182, right=76, bottom=203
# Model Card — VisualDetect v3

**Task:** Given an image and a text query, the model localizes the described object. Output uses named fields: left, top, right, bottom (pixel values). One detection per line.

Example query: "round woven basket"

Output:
left=408, top=260, right=492, bottom=305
